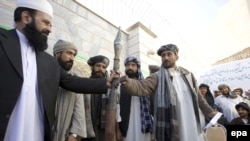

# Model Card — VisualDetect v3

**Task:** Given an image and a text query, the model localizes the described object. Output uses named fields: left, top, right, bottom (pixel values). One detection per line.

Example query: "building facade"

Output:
left=0, top=0, right=162, bottom=76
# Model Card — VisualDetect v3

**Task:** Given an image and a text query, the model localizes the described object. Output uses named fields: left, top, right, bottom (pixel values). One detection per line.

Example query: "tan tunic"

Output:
left=53, top=68, right=88, bottom=141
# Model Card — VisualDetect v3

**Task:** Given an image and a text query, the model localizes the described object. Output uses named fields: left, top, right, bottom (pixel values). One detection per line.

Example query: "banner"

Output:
left=198, top=58, right=250, bottom=92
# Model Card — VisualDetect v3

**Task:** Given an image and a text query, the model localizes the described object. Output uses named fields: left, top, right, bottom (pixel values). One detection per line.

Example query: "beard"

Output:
left=23, top=20, right=48, bottom=51
left=90, top=70, right=107, bottom=78
left=125, top=70, right=138, bottom=78
left=162, top=61, right=175, bottom=68
left=57, top=57, right=73, bottom=71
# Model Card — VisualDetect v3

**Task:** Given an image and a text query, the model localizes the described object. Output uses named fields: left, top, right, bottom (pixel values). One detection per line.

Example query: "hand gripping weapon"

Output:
left=105, top=27, right=122, bottom=141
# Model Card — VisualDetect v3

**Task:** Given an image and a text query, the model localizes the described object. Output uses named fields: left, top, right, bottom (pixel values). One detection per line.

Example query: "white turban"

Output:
left=16, top=0, right=53, bottom=17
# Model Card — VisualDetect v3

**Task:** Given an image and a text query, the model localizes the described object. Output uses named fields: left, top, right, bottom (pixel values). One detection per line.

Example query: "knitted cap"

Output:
left=53, top=40, right=78, bottom=55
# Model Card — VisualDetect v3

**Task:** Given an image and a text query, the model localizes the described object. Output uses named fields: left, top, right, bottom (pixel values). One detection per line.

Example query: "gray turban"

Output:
left=218, top=84, right=230, bottom=90
left=87, top=55, right=110, bottom=67
left=124, top=56, right=141, bottom=67
left=157, top=44, right=179, bottom=56
left=53, top=39, right=78, bottom=55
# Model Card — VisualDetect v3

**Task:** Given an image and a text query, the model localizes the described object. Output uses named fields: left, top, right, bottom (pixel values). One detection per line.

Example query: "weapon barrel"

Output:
left=105, top=27, right=122, bottom=141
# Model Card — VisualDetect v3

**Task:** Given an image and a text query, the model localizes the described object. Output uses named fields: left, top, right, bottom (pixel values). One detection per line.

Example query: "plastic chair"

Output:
left=205, top=124, right=227, bottom=141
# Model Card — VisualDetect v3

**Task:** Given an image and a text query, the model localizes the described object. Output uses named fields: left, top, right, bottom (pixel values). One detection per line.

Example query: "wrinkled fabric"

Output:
left=53, top=69, right=87, bottom=141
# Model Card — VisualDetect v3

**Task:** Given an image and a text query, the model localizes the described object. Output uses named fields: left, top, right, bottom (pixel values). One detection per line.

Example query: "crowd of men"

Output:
left=1, top=0, right=250, bottom=141
left=199, top=83, right=250, bottom=126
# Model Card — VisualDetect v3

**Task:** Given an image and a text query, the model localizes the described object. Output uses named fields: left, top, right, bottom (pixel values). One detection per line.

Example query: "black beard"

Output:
left=23, top=20, right=48, bottom=51
left=90, top=70, right=106, bottom=78
left=162, top=62, right=174, bottom=68
left=57, top=57, right=73, bottom=71
left=125, top=70, right=138, bottom=78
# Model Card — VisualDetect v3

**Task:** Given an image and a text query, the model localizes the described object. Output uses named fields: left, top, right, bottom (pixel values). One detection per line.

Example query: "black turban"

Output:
left=157, top=44, right=179, bottom=56
left=87, top=55, right=110, bottom=67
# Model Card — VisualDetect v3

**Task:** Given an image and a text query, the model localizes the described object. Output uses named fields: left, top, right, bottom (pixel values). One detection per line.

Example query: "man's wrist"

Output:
left=70, top=133, right=77, bottom=138
left=120, top=75, right=128, bottom=85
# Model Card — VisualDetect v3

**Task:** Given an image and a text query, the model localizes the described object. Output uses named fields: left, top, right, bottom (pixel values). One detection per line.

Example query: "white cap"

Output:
left=16, top=0, right=53, bottom=18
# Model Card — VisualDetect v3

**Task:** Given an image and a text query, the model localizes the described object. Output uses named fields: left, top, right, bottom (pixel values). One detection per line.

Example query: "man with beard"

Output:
left=0, top=0, right=116, bottom=141
left=232, top=87, right=250, bottom=107
left=52, top=40, right=87, bottom=141
left=82, top=55, right=110, bottom=141
left=119, top=44, right=217, bottom=141
left=215, top=84, right=243, bottom=122
left=116, top=57, right=153, bottom=141
left=198, top=84, right=228, bottom=126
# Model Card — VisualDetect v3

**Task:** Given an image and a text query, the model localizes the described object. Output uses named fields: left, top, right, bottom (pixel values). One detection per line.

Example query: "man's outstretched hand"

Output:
left=107, top=70, right=120, bottom=88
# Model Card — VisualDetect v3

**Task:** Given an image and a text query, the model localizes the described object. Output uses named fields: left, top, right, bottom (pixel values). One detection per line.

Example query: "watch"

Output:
left=71, top=133, right=77, bottom=138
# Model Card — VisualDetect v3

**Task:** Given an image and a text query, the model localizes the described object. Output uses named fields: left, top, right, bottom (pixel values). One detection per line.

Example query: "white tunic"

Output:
left=215, top=95, right=243, bottom=122
left=4, top=30, right=44, bottom=141
left=123, top=96, right=151, bottom=141
left=168, top=68, right=205, bottom=141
